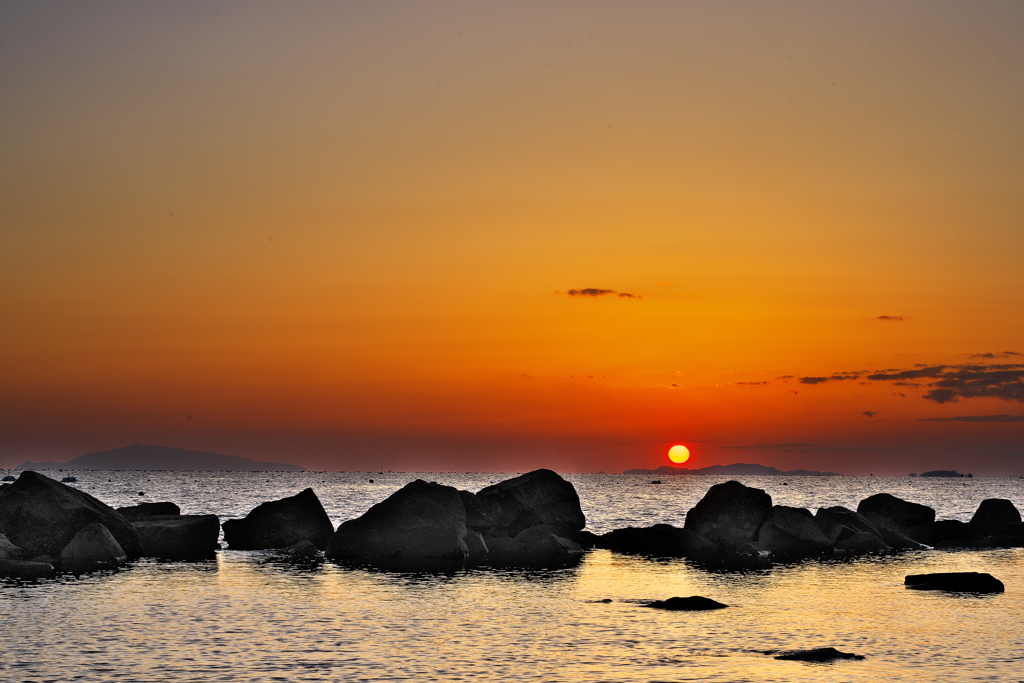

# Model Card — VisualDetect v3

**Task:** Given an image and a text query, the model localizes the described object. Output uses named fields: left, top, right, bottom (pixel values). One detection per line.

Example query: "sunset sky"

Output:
left=3, top=1, right=1023, bottom=475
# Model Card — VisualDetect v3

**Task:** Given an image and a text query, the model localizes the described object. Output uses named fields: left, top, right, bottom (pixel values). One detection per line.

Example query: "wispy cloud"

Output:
left=862, top=411, right=877, bottom=417
left=567, top=287, right=642, bottom=299
left=876, top=315, right=907, bottom=321
left=968, top=351, right=1022, bottom=359
left=722, top=443, right=823, bottom=450
left=920, top=414, right=1024, bottom=422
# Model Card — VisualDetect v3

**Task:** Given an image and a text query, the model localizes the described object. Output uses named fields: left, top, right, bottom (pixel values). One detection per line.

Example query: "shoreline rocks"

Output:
left=223, top=488, right=334, bottom=551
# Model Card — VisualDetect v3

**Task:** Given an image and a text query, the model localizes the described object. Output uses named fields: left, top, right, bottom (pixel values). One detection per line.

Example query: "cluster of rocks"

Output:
left=2, top=470, right=1020, bottom=578
left=0, top=468, right=585, bottom=578
left=590, top=479, right=1024, bottom=566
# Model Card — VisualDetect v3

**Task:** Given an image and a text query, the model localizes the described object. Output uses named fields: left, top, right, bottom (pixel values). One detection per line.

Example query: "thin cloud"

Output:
left=733, top=381, right=770, bottom=386
left=968, top=351, right=1022, bottom=359
left=799, top=376, right=830, bottom=385
left=876, top=315, right=908, bottom=321
left=722, top=443, right=823, bottom=450
left=920, top=414, right=1024, bottom=422
left=566, top=287, right=642, bottom=299
left=862, top=411, right=877, bottom=417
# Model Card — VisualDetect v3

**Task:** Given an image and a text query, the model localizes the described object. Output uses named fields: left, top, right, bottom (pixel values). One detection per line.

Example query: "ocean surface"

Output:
left=2, top=471, right=1023, bottom=682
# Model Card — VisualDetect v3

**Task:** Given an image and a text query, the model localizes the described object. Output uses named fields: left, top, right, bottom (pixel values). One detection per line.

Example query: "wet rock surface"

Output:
left=771, top=647, right=865, bottom=661
left=646, top=596, right=728, bottom=611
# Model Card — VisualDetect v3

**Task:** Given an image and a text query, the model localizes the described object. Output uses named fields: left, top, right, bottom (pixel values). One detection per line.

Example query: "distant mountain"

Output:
left=919, top=470, right=970, bottom=478
left=16, top=444, right=305, bottom=472
left=623, top=463, right=841, bottom=476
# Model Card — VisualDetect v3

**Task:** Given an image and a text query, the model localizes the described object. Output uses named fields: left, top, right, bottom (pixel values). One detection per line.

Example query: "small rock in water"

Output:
left=650, top=480, right=661, bottom=484
left=645, top=596, right=728, bottom=611
left=905, top=572, right=1004, bottom=593
left=773, top=647, right=864, bottom=661
left=138, top=491, right=144, bottom=496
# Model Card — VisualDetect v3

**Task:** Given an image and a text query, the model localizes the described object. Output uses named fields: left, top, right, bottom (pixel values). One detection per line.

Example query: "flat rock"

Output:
left=223, top=488, right=334, bottom=550
left=646, top=596, right=728, bottom=611
left=117, top=502, right=181, bottom=521
left=0, top=558, right=55, bottom=580
left=133, top=514, right=220, bottom=560
left=0, top=471, right=141, bottom=559
left=773, top=647, right=864, bottom=661
left=905, top=572, right=1004, bottom=593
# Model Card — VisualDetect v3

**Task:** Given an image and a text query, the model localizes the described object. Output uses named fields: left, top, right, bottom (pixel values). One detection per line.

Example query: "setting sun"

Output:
left=668, top=444, right=691, bottom=464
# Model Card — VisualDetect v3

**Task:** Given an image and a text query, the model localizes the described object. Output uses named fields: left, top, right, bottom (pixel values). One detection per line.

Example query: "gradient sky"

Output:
left=3, top=1, right=1024, bottom=475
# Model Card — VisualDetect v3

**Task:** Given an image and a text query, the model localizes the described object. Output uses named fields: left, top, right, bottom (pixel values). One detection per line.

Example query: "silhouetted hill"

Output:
left=623, top=463, right=840, bottom=476
left=919, top=470, right=969, bottom=478
left=16, top=444, right=305, bottom=472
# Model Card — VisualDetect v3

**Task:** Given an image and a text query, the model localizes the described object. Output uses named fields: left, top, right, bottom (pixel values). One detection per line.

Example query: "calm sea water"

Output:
left=3, top=471, right=1023, bottom=682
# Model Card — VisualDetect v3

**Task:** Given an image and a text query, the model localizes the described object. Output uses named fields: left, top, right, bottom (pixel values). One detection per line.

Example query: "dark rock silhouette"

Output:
left=133, top=515, right=221, bottom=560
left=646, top=596, right=728, bottom=611
left=905, top=572, right=1004, bottom=593
left=59, top=522, right=127, bottom=573
left=0, top=558, right=55, bottom=579
left=0, top=471, right=141, bottom=559
left=326, top=479, right=471, bottom=571
left=757, top=505, right=832, bottom=559
left=223, top=488, right=334, bottom=550
left=969, top=499, right=1023, bottom=541
left=814, top=506, right=889, bottom=554
left=280, top=539, right=320, bottom=558
left=683, top=480, right=772, bottom=550
left=597, top=524, right=714, bottom=557
left=0, top=532, right=25, bottom=560
left=919, top=470, right=964, bottom=477
left=857, top=493, right=935, bottom=528
left=773, top=647, right=865, bottom=661
left=117, top=502, right=182, bottom=521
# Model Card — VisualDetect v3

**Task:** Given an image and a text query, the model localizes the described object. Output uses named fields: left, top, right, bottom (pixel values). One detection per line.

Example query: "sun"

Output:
left=668, top=444, right=690, bottom=464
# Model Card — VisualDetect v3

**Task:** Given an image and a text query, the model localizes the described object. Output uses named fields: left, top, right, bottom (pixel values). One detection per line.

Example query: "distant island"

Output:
left=16, top=444, right=305, bottom=472
left=623, top=463, right=840, bottom=476
left=917, top=470, right=971, bottom=478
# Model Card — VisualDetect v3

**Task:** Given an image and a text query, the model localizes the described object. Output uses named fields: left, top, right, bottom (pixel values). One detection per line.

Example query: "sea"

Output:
left=2, top=471, right=1023, bottom=683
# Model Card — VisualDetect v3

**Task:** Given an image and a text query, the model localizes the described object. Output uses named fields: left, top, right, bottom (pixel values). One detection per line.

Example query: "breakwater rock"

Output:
left=593, top=480, right=1024, bottom=566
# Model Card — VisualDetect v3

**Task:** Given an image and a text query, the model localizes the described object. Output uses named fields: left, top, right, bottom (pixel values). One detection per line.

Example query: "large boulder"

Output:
left=683, top=481, right=773, bottom=550
left=134, top=515, right=221, bottom=560
left=0, top=471, right=141, bottom=558
left=326, top=479, right=472, bottom=571
left=969, top=499, right=1022, bottom=539
left=598, top=524, right=715, bottom=558
left=117, top=502, right=181, bottom=521
left=223, top=488, right=334, bottom=550
left=815, top=506, right=883, bottom=540
left=912, top=519, right=971, bottom=547
left=857, top=493, right=935, bottom=528
left=757, top=506, right=832, bottom=560
left=59, top=522, right=127, bottom=573
left=0, top=532, right=25, bottom=560
left=471, top=469, right=585, bottom=540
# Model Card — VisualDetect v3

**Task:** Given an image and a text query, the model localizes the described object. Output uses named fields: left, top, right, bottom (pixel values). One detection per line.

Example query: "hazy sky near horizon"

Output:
left=3, top=1, right=1024, bottom=475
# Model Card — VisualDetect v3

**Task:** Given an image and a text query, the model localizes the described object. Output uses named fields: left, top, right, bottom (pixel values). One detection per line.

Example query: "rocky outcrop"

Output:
left=905, top=571, right=1004, bottom=593
left=969, top=499, right=1023, bottom=543
left=0, top=471, right=141, bottom=559
left=59, top=522, right=127, bottom=573
left=757, top=505, right=832, bottom=559
left=326, top=479, right=472, bottom=571
left=814, top=506, right=890, bottom=554
left=134, top=515, right=221, bottom=560
left=597, top=524, right=715, bottom=558
left=646, top=596, right=728, bottom=611
left=223, top=488, right=334, bottom=550
left=683, top=480, right=772, bottom=550
left=0, top=532, right=25, bottom=560
left=116, top=502, right=181, bottom=521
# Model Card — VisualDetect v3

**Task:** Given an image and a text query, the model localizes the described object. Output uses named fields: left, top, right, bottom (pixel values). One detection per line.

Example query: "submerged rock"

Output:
left=133, top=514, right=221, bottom=560
left=773, top=647, right=865, bottom=661
left=0, top=471, right=141, bottom=559
left=223, top=488, right=334, bottom=550
left=646, top=596, right=728, bottom=611
left=905, top=572, right=1004, bottom=593
left=59, top=522, right=127, bottom=573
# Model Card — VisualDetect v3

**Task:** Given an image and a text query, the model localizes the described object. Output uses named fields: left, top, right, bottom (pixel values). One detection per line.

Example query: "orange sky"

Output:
left=3, top=1, right=1024, bottom=475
